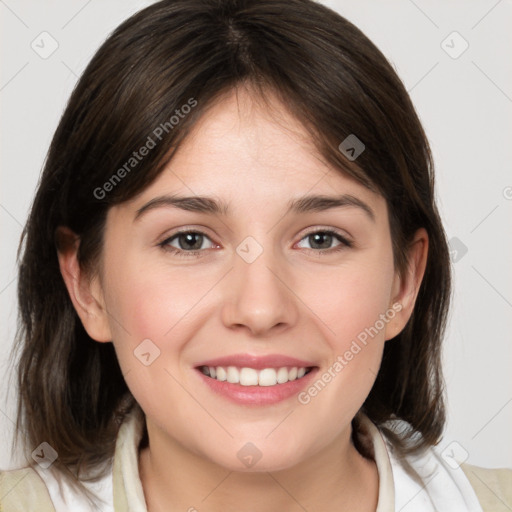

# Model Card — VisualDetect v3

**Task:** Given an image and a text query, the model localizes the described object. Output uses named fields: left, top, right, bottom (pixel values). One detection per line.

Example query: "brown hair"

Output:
left=10, top=0, right=450, bottom=493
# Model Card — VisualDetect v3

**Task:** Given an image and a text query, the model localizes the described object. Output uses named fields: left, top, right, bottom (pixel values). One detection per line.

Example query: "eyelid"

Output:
left=295, top=225, right=352, bottom=243
left=158, top=225, right=351, bottom=245
left=157, top=225, right=218, bottom=244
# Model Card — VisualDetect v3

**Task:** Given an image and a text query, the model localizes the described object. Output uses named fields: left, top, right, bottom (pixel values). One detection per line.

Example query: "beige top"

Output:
left=1, top=405, right=511, bottom=511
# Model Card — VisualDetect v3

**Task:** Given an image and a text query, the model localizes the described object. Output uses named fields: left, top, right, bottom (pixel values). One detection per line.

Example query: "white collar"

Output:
left=360, top=415, right=483, bottom=511
left=36, top=405, right=483, bottom=511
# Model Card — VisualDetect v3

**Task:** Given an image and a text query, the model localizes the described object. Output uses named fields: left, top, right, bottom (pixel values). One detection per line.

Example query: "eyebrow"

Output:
left=133, top=193, right=375, bottom=223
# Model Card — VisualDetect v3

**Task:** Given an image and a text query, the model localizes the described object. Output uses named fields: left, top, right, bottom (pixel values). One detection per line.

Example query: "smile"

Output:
left=199, top=365, right=313, bottom=386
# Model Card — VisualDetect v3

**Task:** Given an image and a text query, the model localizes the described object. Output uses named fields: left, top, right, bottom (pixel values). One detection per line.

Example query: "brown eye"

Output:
left=159, top=230, right=215, bottom=257
left=296, top=229, right=353, bottom=253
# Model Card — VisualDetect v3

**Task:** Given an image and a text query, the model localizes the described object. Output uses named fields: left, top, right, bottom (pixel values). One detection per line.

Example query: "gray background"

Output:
left=1, top=0, right=511, bottom=470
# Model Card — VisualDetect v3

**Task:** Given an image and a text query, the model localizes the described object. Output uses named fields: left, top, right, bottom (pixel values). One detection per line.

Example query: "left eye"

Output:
left=296, top=230, right=352, bottom=252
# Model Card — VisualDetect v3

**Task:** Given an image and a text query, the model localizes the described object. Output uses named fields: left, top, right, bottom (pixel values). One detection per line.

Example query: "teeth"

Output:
left=240, top=367, right=258, bottom=386
left=226, top=366, right=239, bottom=383
left=276, top=367, right=288, bottom=384
left=259, top=368, right=277, bottom=386
left=200, top=365, right=311, bottom=386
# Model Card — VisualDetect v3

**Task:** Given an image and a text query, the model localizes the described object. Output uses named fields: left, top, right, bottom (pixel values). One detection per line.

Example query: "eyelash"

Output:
left=158, top=228, right=353, bottom=258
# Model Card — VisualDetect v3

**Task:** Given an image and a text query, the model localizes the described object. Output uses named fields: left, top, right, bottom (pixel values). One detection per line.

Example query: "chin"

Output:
left=200, top=438, right=309, bottom=473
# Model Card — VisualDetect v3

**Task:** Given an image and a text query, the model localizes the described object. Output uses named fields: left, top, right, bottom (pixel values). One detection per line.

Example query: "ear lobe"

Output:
left=385, top=228, right=429, bottom=341
left=55, top=226, right=112, bottom=343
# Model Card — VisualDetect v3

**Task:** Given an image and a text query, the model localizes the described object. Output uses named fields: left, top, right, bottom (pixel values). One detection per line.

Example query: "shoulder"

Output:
left=0, top=467, right=56, bottom=511
left=461, top=462, right=512, bottom=512
left=375, top=422, right=509, bottom=511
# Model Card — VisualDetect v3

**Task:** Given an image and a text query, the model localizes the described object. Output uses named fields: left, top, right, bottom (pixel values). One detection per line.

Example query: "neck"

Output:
left=138, top=419, right=379, bottom=512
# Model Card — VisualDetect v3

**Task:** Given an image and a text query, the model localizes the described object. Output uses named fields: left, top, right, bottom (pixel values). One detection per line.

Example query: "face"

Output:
left=82, top=87, right=407, bottom=471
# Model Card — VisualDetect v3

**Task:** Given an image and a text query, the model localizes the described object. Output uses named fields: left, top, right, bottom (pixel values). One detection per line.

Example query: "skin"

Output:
left=58, top=85, right=428, bottom=512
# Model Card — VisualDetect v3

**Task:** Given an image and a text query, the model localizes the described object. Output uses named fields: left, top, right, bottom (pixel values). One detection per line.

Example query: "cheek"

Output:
left=104, top=254, right=206, bottom=342
left=301, top=256, right=395, bottom=349
left=295, top=255, right=395, bottom=424
left=102, top=255, right=225, bottom=387
left=102, top=260, right=201, bottom=412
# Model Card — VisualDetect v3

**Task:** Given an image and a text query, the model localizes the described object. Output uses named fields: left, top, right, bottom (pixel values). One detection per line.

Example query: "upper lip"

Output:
left=195, top=354, right=316, bottom=370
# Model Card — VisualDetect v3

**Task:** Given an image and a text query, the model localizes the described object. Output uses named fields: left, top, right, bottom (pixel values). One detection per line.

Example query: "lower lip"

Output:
left=195, top=368, right=318, bottom=406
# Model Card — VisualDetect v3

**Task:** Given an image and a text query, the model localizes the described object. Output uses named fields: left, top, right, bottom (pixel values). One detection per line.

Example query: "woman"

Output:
left=1, top=0, right=510, bottom=510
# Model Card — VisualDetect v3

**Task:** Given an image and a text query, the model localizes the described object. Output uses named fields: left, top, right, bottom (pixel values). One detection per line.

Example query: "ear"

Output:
left=55, top=226, right=112, bottom=343
left=385, top=227, right=429, bottom=341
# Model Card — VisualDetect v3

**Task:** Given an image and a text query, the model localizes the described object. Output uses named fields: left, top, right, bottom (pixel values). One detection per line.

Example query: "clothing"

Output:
left=1, top=405, right=511, bottom=511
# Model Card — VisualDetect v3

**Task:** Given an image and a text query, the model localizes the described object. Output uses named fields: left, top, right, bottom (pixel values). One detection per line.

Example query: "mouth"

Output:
left=194, top=355, right=319, bottom=405
left=194, top=354, right=319, bottom=405
left=197, top=365, right=315, bottom=387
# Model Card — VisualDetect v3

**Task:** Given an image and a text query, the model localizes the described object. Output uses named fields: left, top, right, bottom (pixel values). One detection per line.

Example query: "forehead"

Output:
left=188, top=88, right=312, bottom=153
left=122, top=86, right=387, bottom=220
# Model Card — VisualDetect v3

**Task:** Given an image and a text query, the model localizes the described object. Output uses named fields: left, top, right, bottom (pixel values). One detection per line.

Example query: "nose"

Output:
left=220, top=242, right=299, bottom=337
